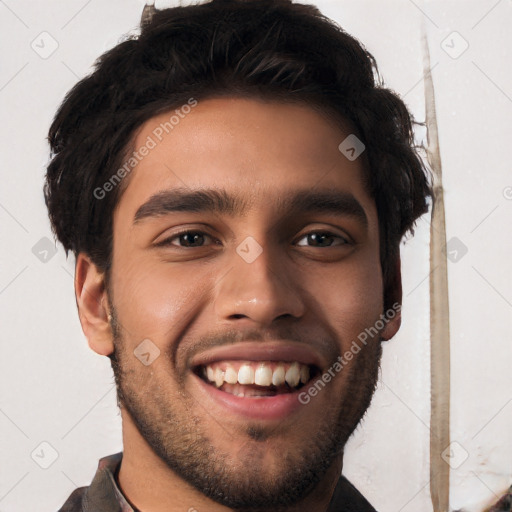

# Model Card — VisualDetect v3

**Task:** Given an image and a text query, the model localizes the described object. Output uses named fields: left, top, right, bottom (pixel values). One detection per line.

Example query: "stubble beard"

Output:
left=108, top=302, right=382, bottom=511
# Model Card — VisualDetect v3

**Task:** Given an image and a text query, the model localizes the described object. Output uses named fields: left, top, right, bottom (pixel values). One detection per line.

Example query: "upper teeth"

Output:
left=202, top=361, right=311, bottom=388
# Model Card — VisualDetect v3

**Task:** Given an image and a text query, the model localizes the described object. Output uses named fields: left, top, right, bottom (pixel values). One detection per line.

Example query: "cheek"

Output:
left=110, top=255, right=210, bottom=343
left=306, top=251, right=384, bottom=347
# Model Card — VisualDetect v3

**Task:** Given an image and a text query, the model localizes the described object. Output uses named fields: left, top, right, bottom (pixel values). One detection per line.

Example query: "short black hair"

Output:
left=45, top=0, right=431, bottom=308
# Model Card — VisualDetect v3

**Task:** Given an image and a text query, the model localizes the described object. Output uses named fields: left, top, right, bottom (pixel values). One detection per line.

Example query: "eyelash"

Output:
left=156, top=229, right=351, bottom=249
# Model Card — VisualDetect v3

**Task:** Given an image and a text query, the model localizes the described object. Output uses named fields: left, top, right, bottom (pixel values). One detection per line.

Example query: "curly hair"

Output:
left=45, top=0, right=431, bottom=308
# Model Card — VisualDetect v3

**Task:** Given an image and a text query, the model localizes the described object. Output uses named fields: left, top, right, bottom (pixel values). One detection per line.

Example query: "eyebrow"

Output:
left=133, top=187, right=368, bottom=227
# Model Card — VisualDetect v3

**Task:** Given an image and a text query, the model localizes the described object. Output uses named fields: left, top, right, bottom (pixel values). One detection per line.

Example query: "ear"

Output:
left=75, top=253, right=114, bottom=356
left=381, top=256, right=402, bottom=341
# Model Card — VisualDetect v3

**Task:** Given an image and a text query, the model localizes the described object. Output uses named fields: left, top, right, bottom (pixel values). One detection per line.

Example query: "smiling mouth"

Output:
left=194, top=361, right=320, bottom=398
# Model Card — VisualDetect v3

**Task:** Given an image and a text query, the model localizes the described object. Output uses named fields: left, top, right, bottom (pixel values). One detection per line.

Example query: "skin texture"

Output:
left=75, top=97, right=401, bottom=512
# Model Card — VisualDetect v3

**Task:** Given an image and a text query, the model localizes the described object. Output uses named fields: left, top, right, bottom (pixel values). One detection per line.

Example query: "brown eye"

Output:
left=157, top=230, right=214, bottom=248
left=296, top=231, right=349, bottom=248
left=175, top=232, right=207, bottom=247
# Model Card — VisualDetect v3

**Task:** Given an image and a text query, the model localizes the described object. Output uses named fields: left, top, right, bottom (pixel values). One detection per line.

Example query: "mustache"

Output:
left=184, top=326, right=341, bottom=368
left=107, top=298, right=341, bottom=369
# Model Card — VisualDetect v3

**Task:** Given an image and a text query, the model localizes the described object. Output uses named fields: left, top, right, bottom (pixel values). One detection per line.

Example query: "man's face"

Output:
left=104, top=97, right=396, bottom=508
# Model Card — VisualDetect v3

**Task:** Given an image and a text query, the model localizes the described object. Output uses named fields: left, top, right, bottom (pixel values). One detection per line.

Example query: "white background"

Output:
left=0, top=1, right=510, bottom=511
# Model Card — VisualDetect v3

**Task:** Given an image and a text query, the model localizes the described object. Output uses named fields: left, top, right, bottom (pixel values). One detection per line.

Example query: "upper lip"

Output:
left=189, top=341, right=327, bottom=370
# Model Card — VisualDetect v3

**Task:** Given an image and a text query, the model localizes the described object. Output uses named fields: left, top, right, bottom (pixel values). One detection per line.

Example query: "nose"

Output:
left=213, top=241, right=305, bottom=326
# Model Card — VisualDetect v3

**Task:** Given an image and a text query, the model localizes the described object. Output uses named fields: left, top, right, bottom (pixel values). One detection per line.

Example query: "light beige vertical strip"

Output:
left=422, top=27, right=451, bottom=512
left=141, top=2, right=156, bottom=27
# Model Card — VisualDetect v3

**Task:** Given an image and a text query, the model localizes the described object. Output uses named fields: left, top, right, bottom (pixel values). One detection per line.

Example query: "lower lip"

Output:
left=193, top=374, right=307, bottom=421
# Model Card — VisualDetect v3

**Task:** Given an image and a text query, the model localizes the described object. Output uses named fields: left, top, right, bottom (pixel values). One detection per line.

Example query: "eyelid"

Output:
left=154, top=227, right=217, bottom=247
left=293, top=225, right=353, bottom=244
left=294, top=231, right=351, bottom=247
left=153, top=224, right=353, bottom=248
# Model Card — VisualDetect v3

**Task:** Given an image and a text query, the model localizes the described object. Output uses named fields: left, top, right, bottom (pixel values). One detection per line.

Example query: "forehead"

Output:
left=114, top=97, right=374, bottom=221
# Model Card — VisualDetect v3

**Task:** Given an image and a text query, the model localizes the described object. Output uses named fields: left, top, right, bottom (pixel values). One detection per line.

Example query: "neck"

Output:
left=117, top=410, right=344, bottom=512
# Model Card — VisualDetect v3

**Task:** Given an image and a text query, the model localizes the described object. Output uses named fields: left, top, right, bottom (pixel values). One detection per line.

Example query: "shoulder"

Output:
left=57, top=486, right=87, bottom=512
left=486, top=486, right=512, bottom=512
left=56, top=452, right=124, bottom=512
left=328, top=475, right=377, bottom=512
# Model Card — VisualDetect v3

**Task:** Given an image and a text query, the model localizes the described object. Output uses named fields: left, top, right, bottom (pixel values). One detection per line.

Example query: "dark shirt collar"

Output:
left=59, top=452, right=377, bottom=512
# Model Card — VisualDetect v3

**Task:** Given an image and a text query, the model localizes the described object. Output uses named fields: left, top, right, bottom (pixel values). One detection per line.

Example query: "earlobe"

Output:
left=381, top=257, right=403, bottom=341
left=75, top=253, right=114, bottom=356
left=381, top=305, right=401, bottom=341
